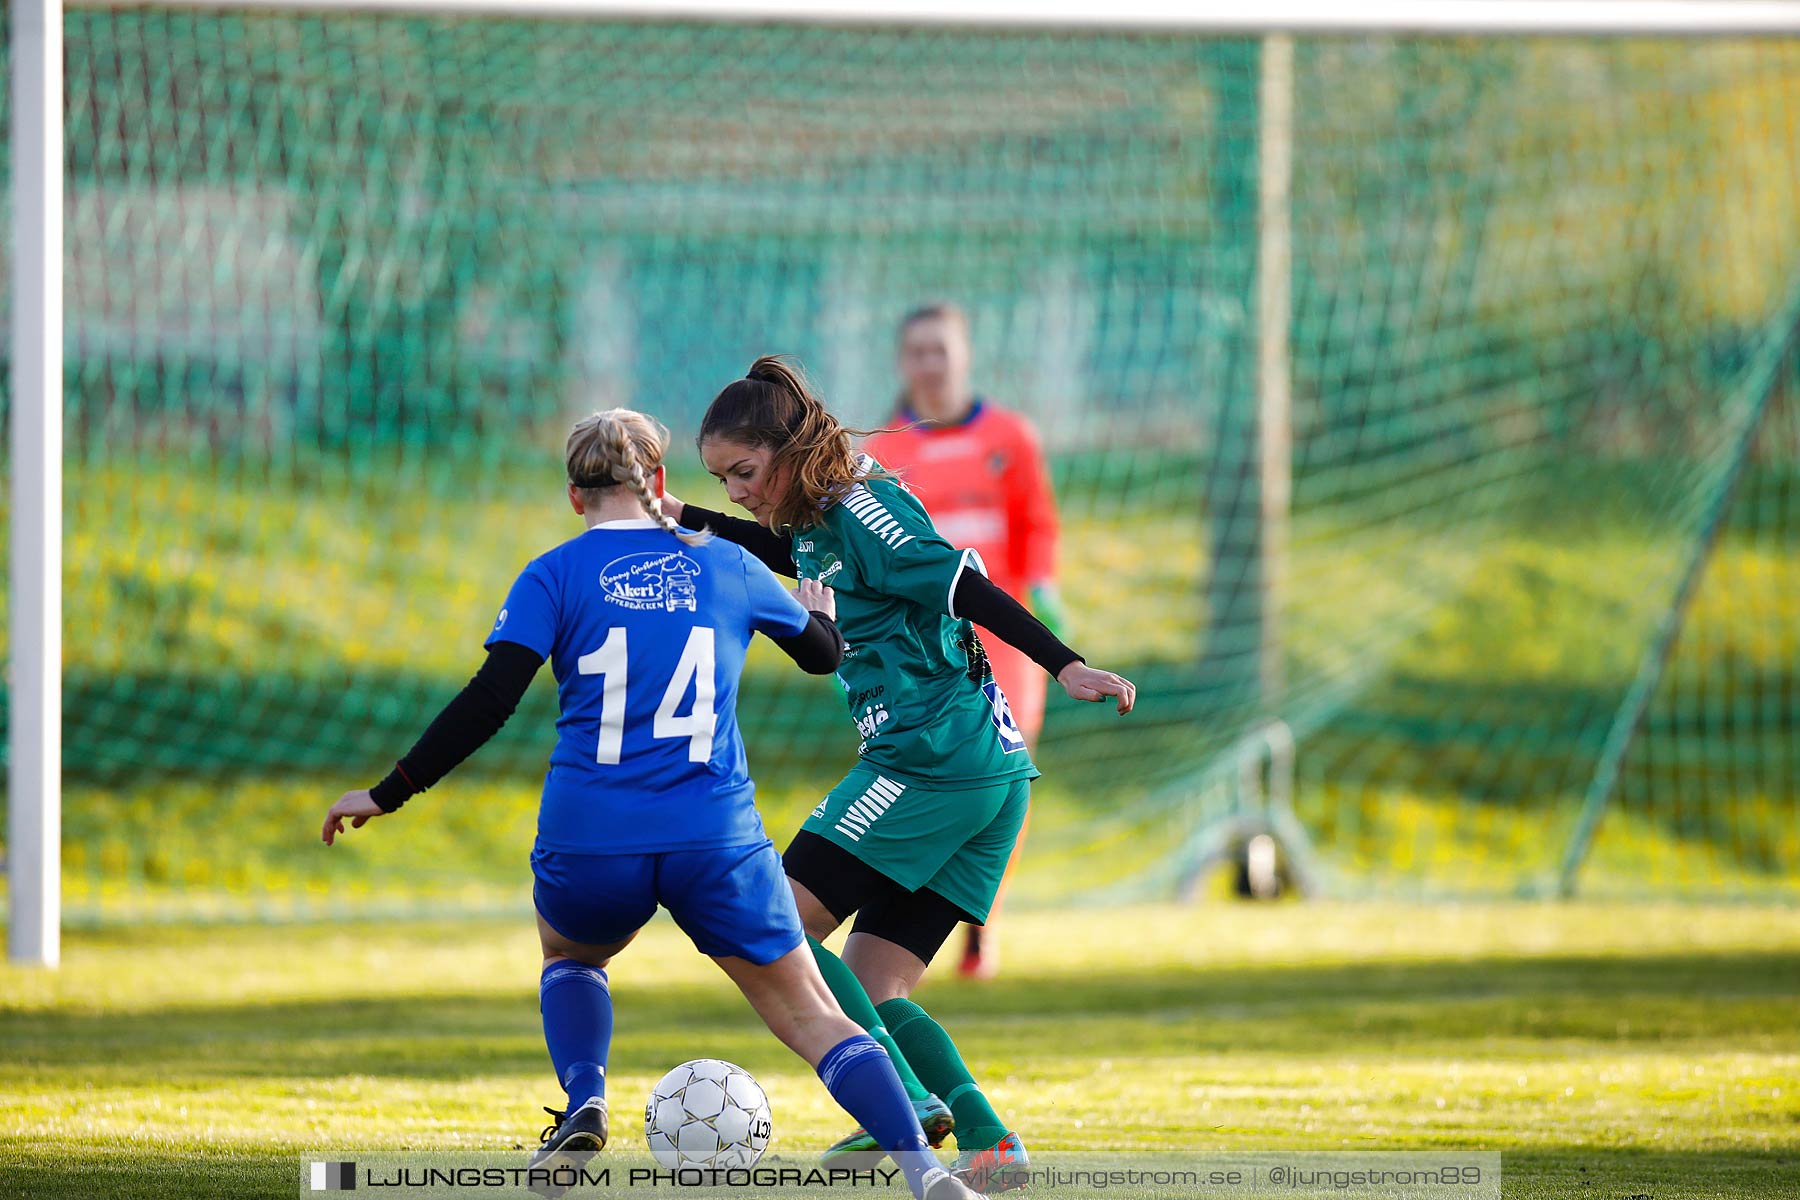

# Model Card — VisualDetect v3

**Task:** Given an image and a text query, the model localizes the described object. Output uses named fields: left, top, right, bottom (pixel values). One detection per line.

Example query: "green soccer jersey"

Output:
left=791, top=464, right=1039, bottom=787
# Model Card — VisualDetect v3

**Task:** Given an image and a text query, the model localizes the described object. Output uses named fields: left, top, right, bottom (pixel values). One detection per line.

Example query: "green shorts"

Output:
left=800, top=764, right=1032, bottom=923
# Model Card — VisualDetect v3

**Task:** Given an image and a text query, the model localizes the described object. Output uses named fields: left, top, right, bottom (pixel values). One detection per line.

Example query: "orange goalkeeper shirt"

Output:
left=862, top=399, right=1059, bottom=601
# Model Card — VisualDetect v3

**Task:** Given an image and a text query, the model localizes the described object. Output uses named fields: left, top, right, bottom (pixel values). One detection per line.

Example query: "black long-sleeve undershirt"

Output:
left=369, top=640, right=543, bottom=812
left=368, top=612, right=844, bottom=813
left=953, top=569, right=1083, bottom=679
left=680, top=503, right=798, bottom=577
left=682, top=501, right=1082, bottom=680
left=774, top=610, right=846, bottom=676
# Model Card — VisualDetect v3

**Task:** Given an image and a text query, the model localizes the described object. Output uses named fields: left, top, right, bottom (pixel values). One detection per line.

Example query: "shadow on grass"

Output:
left=6, top=949, right=1797, bottom=1082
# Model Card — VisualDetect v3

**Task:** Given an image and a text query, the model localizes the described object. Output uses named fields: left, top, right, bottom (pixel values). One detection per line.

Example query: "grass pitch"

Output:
left=2, top=902, right=1796, bottom=1198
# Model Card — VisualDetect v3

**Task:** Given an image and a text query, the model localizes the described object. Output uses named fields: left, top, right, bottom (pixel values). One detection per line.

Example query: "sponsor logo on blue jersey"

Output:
left=599, top=551, right=704, bottom=612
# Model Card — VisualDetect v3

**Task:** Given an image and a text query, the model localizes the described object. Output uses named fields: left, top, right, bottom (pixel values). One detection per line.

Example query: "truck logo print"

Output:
left=599, top=552, right=704, bottom=612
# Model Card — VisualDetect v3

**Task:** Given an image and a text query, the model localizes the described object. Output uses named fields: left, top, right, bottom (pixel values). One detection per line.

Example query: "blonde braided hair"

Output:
left=565, top=409, right=709, bottom=547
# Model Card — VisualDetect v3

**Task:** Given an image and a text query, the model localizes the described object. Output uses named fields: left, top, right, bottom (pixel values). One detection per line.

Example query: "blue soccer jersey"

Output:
left=486, top=518, right=810, bottom=854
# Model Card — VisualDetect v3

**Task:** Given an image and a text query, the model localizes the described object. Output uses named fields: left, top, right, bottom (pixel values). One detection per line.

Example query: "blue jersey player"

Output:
left=320, top=409, right=980, bottom=1200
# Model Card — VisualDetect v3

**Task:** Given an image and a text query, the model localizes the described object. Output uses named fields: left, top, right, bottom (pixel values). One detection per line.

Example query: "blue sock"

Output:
left=540, top=960, right=611, bottom=1112
left=817, top=1034, right=939, bottom=1197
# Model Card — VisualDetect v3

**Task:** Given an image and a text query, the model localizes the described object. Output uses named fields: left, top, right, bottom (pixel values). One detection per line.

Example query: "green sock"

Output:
left=876, top=996, right=1008, bottom=1152
left=806, top=936, right=932, bottom=1104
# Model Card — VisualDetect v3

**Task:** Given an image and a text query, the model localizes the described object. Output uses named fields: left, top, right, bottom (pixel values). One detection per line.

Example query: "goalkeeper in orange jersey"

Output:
left=862, top=303, right=1063, bottom=981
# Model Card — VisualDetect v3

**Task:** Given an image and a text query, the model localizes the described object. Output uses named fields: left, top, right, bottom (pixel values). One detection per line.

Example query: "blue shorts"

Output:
left=531, top=838, right=805, bottom=966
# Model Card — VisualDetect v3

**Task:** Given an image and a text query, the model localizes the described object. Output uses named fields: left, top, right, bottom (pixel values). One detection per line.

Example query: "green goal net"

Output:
left=3, top=12, right=1798, bottom=922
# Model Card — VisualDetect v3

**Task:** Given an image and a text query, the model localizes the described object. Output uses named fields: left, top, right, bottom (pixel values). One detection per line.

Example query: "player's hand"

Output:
left=795, top=577, right=836, bottom=620
left=1056, top=663, right=1136, bottom=715
left=322, top=790, right=384, bottom=845
left=661, top=493, right=686, bottom=524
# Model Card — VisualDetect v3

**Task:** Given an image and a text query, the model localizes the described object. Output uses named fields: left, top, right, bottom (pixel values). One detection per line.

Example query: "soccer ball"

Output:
left=643, top=1058, right=772, bottom=1169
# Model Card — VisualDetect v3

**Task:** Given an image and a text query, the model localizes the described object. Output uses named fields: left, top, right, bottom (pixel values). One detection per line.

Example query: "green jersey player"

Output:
left=668, top=356, right=1135, bottom=1193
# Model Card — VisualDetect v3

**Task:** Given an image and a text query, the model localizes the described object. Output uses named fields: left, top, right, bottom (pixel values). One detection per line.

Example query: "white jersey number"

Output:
left=577, top=627, right=718, bottom=765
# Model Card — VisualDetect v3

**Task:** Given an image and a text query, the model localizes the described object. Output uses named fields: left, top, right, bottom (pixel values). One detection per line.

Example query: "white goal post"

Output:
left=9, top=0, right=64, bottom=968
left=10, top=0, right=1798, bottom=964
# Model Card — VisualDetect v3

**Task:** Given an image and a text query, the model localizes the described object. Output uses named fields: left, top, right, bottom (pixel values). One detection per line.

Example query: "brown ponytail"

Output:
left=698, top=355, right=887, bottom=532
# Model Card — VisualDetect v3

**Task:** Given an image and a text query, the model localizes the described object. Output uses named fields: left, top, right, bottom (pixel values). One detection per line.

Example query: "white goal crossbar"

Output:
left=70, top=0, right=1800, bottom=34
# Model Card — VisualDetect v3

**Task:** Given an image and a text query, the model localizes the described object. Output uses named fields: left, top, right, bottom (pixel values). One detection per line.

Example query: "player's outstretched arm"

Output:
left=319, top=641, right=545, bottom=843
left=952, top=570, right=1136, bottom=715
left=666, top=493, right=799, bottom=578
